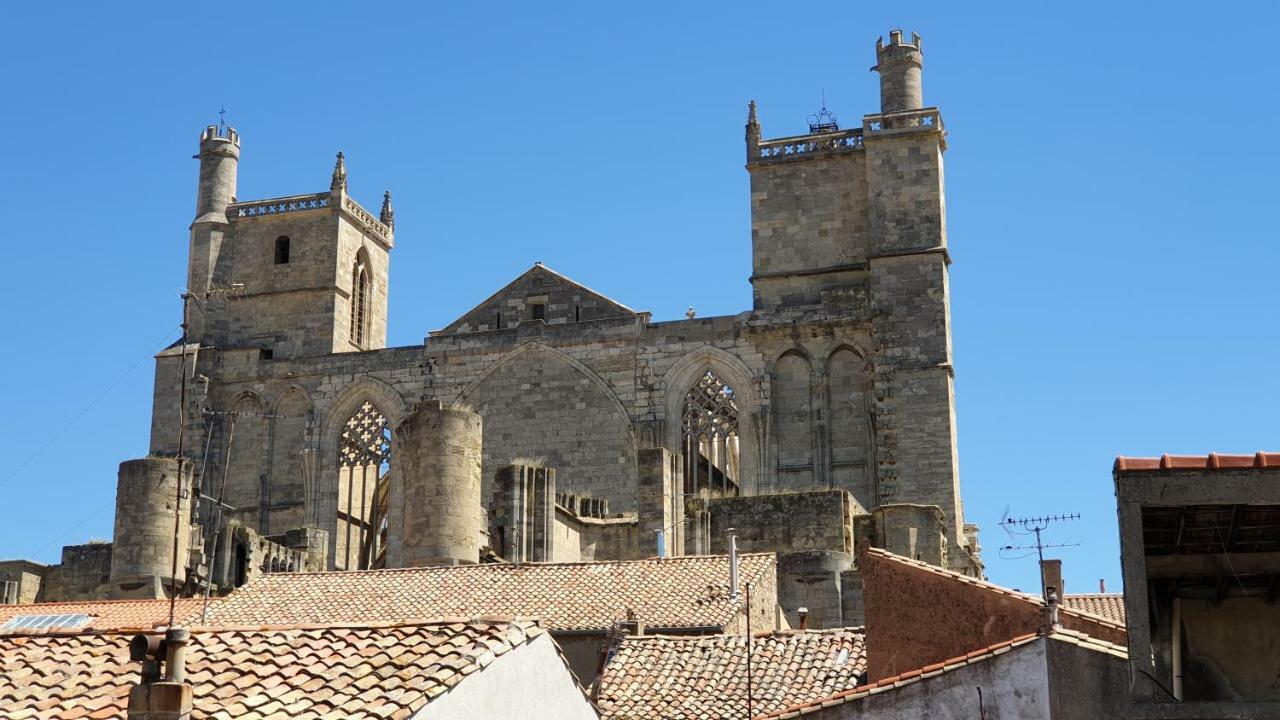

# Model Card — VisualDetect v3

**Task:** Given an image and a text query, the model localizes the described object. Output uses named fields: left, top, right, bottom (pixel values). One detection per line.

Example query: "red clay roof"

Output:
left=0, top=598, right=211, bottom=634
left=1063, top=593, right=1126, bottom=625
left=756, top=629, right=1127, bottom=719
left=596, top=628, right=865, bottom=720
left=1115, top=452, right=1280, bottom=472
left=0, top=618, right=555, bottom=720
left=204, top=554, right=776, bottom=632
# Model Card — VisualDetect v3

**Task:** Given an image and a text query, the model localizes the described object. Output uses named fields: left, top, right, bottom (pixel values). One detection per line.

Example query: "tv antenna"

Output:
left=999, top=513, right=1081, bottom=563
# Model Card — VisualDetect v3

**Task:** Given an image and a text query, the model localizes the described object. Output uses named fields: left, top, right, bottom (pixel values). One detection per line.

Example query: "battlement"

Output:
left=875, top=29, right=922, bottom=55
left=200, top=124, right=240, bottom=147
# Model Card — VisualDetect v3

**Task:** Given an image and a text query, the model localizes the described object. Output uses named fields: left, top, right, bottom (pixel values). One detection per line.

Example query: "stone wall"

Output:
left=708, top=490, right=856, bottom=555
left=0, top=561, right=46, bottom=605
left=130, top=34, right=976, bottom=581
left=861, top=548, right=1126, bottom=682
left=40, top=543, right=113, bottom=602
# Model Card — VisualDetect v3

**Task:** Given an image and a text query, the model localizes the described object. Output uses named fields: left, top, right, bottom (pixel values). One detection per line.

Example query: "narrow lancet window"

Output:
left=274, top=236, right=290, bottom=264
left=351, top=259, right=369, bottom=347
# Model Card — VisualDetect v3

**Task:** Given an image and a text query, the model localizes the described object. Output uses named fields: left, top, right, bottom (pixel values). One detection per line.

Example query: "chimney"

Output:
left=1041, top=586, right=1061, bottom=634
left=797, top=607, right=809, bottom=631
left=1099, top=578, right=1107, bottom=593
left=1040, top=558, right=1063, bottom=601
left=127, top=628, right=193, bottom=720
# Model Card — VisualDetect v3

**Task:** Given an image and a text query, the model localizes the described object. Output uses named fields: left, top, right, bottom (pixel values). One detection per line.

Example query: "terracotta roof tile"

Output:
left=0, top=598, right=211, bottom=634
left=204, top=554, right=775, bottom=632
left=1062, top=594, right=1126, bottom=624
left=754, top=633, right=1041, bottom=720
left=1114, top=451, right=1280, bottom=472
left=0, top=619, right=551, bottom=720
left=595, top=628, right=865, bottom=720
left=756, top=628, right=1130, bottom=720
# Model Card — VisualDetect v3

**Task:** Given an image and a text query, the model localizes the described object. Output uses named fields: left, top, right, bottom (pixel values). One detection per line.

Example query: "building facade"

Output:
left=11, top=32, right=981, bottom=625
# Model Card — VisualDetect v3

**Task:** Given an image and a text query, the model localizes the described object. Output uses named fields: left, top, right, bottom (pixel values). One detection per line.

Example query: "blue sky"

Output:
left=1, top=1, right=1276, bottom=594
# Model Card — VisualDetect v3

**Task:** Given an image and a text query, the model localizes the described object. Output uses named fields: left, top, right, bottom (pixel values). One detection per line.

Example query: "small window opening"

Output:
left=274, top=236, right=290, bottom=264
left=531, top=303, right=546, bottom=321
left=575, top=304, right=581, bottom=322
left=496, top=311, right=502, bottom=328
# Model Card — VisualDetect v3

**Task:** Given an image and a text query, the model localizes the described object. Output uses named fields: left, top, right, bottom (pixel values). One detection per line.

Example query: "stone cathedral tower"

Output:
left=745, top=29, right=963, bottom=547
left=9, top=32, right=981, bottom=626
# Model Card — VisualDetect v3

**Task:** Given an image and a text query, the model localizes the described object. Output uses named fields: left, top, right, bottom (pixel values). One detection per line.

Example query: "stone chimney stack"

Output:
left=872, top=30, right=924, bottom=113
left=1040, top=558, right=1064, bottom=601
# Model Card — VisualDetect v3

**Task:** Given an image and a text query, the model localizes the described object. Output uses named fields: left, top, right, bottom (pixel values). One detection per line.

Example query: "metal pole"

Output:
left=168, top=292, right=191, bottom=628
left=745, top=581, right=754, bottom=719
left=201, top=413, right=236, bottom=624
left=729, top=530, right=740, bottom=601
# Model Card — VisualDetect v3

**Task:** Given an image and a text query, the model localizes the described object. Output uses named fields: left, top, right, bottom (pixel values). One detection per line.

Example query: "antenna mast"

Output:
left=999, top=513, right=1081, bottom=600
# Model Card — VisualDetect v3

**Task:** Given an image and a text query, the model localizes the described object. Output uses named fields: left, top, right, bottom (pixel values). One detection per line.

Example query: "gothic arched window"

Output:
left=351, top=258, right=370, bottom=348
left=338, top=401, right=390, bottom=569
left=681, top=370, right=740, bottom=496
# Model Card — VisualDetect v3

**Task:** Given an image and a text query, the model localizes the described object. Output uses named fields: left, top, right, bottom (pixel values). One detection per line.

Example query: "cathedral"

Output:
left=4, top=31, right=979, bottom=627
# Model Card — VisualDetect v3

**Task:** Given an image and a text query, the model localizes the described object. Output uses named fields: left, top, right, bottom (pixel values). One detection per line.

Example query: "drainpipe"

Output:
left=1172, top=597, right=1183, bottom=701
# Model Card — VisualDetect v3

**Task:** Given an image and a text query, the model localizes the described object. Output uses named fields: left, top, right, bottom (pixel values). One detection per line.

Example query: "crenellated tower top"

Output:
left=872, top=30, right=924, bottom=113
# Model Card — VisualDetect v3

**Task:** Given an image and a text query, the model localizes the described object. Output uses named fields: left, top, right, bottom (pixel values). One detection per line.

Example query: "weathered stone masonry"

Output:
left=150, top=30, right=976, bottom=577
left=17, top=32, right=982, bottom=627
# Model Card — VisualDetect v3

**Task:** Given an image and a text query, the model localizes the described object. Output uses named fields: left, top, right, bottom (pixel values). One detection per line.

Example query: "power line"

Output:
left=25, top=497, right=113, bottom=558
left=0, top=329, right=178, bottom=494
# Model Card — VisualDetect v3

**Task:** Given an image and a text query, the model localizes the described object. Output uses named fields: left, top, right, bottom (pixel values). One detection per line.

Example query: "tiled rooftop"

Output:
left=1114, top=451, right=1280, bottom=471
left=1062, top=593, right=1126, bottom=625
left=0, top=618, right=555, bottom=720
left=0, top=598, right=211, bottom=634
left=596, top=628, right=865, bottom=720
left=756, top=629, right=1127, bottom=720
left=204, top=554, right=775, bottom=632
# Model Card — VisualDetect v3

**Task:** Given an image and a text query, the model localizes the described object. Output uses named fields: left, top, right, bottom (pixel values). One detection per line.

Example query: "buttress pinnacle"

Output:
left=331, top=152, right=347, bottom=192
left=380, top=190, right=395, bottom=229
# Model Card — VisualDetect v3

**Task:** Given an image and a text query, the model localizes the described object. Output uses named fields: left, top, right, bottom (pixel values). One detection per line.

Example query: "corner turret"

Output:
left=194, top=125, right=240, bottom=224
left=872, top=30, right=923, bottom=113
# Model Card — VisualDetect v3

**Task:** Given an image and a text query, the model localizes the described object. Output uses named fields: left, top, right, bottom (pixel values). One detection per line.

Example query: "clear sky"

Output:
left=1, top=1, right=1276, bottom=595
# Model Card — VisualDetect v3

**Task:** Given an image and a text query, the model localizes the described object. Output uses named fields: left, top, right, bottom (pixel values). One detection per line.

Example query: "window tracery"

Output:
left=337, top=401, right=390, bottom=569
left=681, top=369, right=740, bottom=496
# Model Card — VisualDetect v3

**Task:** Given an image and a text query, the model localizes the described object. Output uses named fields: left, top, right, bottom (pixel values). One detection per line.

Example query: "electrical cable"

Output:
left=0, top=330, right=178, bottom=493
